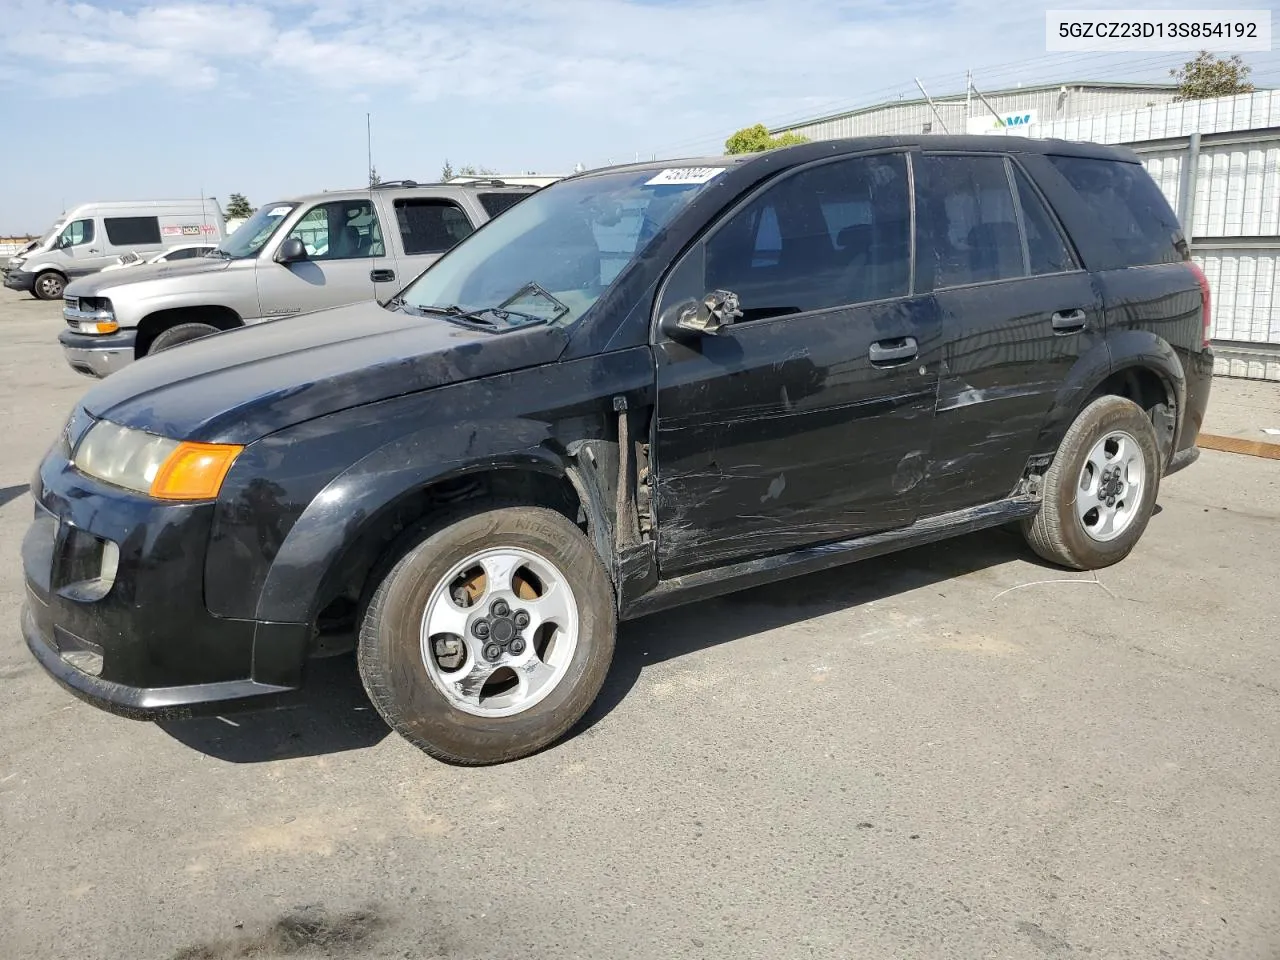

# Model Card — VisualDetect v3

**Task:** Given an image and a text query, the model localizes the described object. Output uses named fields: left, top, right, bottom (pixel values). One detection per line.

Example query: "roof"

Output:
left=568, top=155, right=752, bottom=182
left=770, top=80, right=1182, bottom=134
left=284, top=180, right=539, bottom=204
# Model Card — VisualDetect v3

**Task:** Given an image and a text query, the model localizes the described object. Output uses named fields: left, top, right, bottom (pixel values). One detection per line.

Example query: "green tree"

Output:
left=369, top=165, right=382, bottom=186
left=225, top=193, right=254, bottom=220
left=1171, top=52, right=1254, bottom=101
left=457, top=164, right=499, bottom=177
left=724, top=123, right=809, bottom=155
left=440, top=159, right=455, bottom=181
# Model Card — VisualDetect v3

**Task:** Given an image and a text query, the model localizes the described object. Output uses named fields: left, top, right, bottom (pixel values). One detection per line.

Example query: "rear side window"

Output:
left=703, top=153, right=912, bottom=320
left=477, top=192, right=529, bottom=218
left=1047, top=156, right=1183, bottom=266
left=1012, top=166, right=1077, bottom=275
left=395, top=199, right=474, bottom=255
left=104, top=216, right=161, bottom=245
left=920, top=155, right=1023, bottom=287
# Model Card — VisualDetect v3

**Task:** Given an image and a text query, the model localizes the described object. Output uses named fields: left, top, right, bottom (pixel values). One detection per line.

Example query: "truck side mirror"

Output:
left=659, top=289, right=743, bottom=340
left=275, top=237, right=307, bottom=264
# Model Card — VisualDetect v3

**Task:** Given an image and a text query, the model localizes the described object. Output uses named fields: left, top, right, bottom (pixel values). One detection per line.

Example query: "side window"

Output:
left=920, top=155, right=1023, bottom=287
left=104, top=216, right=161, bottom=245
left=1012, top=167, right=1077, bottom=275
left=395, top=199, right=474, bottom=255
left=1047, top=155, right=1183, bottom=266
left=477, top=192, right=529, bottom=218
left=287, top=200, right=385, bottom=261
left=164, top=248, right=197, bottom=260
left=59, top=219, right=95, bottom=247
left=703, top=153, right=911, bottom=320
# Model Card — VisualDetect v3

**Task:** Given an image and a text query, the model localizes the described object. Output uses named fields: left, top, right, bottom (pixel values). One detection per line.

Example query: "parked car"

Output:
left=57, top=180, right=541, bottom=378
left=99, top=244, right=218, bottom=272
left=3, top=199, right=226, bottom=301
left=22, top=137, right=1212, bottom=765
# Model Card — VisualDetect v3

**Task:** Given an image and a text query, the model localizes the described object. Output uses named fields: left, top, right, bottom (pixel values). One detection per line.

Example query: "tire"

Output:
left=1022, top=395, right=1161, bottom=570
left=147, top=322, right=220, bottom=355
left=33, top=271, right=66, bottom=301
left=357, top=504, right=616, bottom=765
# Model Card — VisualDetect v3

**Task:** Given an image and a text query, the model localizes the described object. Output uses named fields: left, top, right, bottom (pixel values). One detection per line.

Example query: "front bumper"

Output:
left=21, top=451, right=309, bottom=719
left=3, top=268, right=35, bottom=292
left=58, top=328, right=137, bottom=378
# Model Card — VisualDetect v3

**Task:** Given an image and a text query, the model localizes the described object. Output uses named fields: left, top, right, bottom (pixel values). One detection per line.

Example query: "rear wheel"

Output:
left=357, top=504, right=615, bottom=765
left=1022, top=395, right=1161, bottom=570
left=147, top=322, right=220, bottom=355
left=33, top=271, right=66, bottom=301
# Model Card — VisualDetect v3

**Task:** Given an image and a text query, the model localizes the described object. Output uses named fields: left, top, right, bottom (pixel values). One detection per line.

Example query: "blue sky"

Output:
left=1, top=0, right=1276, bottom=232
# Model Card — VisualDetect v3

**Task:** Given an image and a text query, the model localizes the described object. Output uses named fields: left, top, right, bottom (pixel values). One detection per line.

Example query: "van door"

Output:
left=386, top=195, right=478, bottom=287
left=254, top=198, right=398, bottom=318
left=51, top=216, right=107, bottom=278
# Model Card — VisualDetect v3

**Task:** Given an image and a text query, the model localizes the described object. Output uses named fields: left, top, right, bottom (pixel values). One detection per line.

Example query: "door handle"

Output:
left=370, top=268, right=396, bottom=283
left=1051, top=308, right=1087, bottom=332
left=869, top=336, right=918, bottom=364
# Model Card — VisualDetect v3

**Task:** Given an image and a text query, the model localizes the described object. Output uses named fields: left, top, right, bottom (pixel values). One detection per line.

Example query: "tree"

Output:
left=225, top=193, right=253, bottom=220
left=441, top=159, right=499, bottom=180
left=440, top=159, right=455, bottom=181
left=1171, top=52, right=1254, bottom=101
left=369, top=165, right=382, bottom=186
left=724, top=123, right=810, bottom=155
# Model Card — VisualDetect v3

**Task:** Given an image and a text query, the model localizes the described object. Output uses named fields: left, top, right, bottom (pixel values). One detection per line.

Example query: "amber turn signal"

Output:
left=149, top=442, right=243, bottom=500
left=94, top=321, right=119, bottom=334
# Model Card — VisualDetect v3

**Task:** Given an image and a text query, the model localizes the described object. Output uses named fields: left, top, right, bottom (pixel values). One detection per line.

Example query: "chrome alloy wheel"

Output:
left=419, top=547, right=580, bottom=717
left=1076, top=430, right=1146, bottom=542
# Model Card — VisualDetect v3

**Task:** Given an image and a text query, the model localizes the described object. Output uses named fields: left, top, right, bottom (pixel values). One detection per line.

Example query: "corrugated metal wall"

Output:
left=776, top=85, right=1178, bottom=139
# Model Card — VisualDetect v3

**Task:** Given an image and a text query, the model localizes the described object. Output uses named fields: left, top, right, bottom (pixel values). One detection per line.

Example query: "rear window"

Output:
left=478, top=192, right=530, bottom=218
left=104, top=216, right=162, bottom=246
left=1047, top=156, right=1183, bottom=267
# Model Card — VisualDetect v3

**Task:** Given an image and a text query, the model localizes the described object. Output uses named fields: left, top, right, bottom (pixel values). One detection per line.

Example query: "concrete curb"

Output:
left=1197, top=434, right=1280, bottom=460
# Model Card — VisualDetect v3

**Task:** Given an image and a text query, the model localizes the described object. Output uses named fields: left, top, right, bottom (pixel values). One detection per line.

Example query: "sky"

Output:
left=1, top=0, right=1277, bottom=232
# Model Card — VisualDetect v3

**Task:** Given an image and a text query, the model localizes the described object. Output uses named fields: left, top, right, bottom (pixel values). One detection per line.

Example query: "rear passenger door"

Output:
left=255, top=198, right=396, bottom=317
left=916, top=152, right=1103, bottom=514
left=389, top=196, right=477, bottom=285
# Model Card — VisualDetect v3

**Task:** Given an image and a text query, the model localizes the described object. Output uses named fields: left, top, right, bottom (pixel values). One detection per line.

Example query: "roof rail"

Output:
left=370, top=179, right=423, bottom=189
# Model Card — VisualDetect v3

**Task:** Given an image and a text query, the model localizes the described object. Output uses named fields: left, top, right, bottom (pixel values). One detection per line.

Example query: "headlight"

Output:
left=72, top=420, right=243, bottom=500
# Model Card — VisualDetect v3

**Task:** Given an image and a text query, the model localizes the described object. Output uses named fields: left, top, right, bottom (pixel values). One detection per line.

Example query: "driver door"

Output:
left=651, top=152, right=942, bottom=576
left=255, top=199, right=398, bottom=318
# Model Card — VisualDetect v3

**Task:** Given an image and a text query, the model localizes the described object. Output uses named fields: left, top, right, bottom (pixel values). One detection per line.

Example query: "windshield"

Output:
left=216, top=202, right=296, bottom=258
left=399, top=167, right=726, bottom=325
left=35, top=220, right=65, bottom=248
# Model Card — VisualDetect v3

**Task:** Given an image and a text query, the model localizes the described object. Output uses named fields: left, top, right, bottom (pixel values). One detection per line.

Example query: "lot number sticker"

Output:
left=646, top=167, right=726, bottom=186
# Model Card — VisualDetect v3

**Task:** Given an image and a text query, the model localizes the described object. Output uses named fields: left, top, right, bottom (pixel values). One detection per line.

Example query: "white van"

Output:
left=3, top=199, right=226, bottom=300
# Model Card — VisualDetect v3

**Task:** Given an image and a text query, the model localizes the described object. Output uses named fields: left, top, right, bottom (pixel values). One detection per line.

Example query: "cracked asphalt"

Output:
left=1, top=287, right=1278, bottom=959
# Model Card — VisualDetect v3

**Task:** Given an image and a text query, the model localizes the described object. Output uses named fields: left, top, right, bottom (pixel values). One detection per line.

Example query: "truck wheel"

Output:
left=1022, top=395, right=1161, bottom=570
left=34, top=272, right=66, bottom=300
left=358, top=504, right=616, bottom=765
left=147, top=322, right=220, bottom=355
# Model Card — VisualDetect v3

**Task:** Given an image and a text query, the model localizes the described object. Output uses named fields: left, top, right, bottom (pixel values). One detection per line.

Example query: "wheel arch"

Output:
left=136, top=305, right=243, bottom=356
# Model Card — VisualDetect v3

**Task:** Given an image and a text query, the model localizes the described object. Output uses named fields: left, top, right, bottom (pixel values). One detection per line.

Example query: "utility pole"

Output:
left=965, top=70, right=972, bottom=128
left=914, top=78, right=950, bottom=134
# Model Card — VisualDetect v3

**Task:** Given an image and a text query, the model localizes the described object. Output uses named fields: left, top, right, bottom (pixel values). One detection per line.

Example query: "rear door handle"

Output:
left=1051, top=308, right=1087, bottom=332
left=370, top=268, right=396, bottom=283
left=868, top=336, right=918, bottom=364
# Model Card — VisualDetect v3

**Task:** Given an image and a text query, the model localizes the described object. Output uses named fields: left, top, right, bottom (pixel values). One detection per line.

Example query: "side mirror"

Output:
left=659, top=289, right=743, bottom=340
left=275, top=237, right=307, bottom=264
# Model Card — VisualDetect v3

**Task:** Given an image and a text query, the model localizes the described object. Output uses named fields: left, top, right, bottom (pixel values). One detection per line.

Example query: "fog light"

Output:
left=61, top=649, right=104, bottom=677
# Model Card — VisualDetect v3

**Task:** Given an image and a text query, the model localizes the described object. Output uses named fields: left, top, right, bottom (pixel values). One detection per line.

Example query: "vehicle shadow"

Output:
left=568, top=524, right=1035, bottom=741
left=156, top=656, right=391, bottom=763
left=0, top=484, right=29, bottom=509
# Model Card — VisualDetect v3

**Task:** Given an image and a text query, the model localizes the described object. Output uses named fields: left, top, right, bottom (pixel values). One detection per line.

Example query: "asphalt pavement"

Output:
left=1, top=288, right=1278, bottom=959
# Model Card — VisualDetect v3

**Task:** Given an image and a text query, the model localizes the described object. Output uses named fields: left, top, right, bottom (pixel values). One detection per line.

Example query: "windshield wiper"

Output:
left=407, top=303, right=543, bottom=331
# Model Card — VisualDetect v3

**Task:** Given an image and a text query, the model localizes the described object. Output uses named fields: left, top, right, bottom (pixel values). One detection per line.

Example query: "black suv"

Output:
left=22, top=137, right=1212, bottom=764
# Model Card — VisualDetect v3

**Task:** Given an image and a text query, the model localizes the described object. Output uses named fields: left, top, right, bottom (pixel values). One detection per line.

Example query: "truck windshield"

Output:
left=216, top=202, right=296, bottom=259
left=398, top=167, right=726, bottom=326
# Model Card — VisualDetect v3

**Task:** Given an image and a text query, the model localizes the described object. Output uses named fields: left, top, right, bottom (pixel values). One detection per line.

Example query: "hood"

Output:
left=66, top=257, right=234, bottom=296
left=79, top=301, right=570, bottom=444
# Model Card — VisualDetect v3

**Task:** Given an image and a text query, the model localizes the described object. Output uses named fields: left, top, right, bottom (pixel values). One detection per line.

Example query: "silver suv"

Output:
left=59, top=180, right=540, bottom=377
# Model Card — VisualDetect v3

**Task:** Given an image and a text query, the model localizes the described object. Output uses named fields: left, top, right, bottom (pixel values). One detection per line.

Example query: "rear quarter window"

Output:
left=1047, top=156, right=1184, bottom=267
left=478, top=192, right=531, bottom=218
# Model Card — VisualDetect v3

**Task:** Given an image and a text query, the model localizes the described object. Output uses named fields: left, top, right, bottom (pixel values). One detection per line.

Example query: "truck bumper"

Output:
left=58, top=328, right=137, bottom=378
left=3, top=268, right=35, bottom=293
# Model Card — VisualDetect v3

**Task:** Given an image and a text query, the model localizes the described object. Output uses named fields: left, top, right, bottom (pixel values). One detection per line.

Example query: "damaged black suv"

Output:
left=22, top=136, right=1212, bottom=764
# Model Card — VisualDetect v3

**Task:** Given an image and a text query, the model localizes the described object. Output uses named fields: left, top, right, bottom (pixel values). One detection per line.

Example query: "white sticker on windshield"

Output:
left=267, top=205, right=292, bottom=217
left=645, top=167, right=726, bottom=186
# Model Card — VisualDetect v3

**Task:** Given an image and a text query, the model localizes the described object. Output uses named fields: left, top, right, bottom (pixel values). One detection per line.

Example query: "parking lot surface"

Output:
left=2, top=288, right=1278, bottom=959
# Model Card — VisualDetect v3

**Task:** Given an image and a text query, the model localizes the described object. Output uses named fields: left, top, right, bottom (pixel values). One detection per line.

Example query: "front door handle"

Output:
left=869, top=336, right=918, bottom=364
left=370, top=268, right=396, bottom=283
left=1051, top=308, right=1087, bottom=332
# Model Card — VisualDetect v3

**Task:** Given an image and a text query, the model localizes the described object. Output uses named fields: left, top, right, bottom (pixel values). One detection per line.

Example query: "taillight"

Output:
left=1186, top=260, right=1212, bottom=348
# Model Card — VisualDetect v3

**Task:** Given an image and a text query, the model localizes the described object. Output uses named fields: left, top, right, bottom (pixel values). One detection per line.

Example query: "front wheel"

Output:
left=147, top=322, right=220, bottom=355
left=1022, top=395, right=1161, bottom=570
left=33, top=271, right=66, bottom=301
left=358, top=504, right=616, bottom=765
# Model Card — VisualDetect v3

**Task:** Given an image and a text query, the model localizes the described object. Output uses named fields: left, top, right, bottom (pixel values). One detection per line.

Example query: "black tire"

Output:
left=147, top=322, right=220, bottom=355
left=357, top=504, right=616, bottom=765
left=1022, top=395, right=1161, bottom=570
left=33, top=271, right=66, bottom=301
